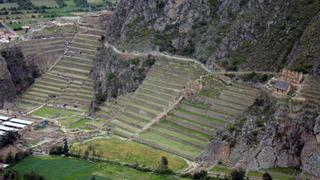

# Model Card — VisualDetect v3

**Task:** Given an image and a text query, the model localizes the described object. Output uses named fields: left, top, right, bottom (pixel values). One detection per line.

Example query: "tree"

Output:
left=156, top=156, right=172, bottom=174
left=49, top=146, right=64, bottom=155
left=4, top=169, right=20, bottom=180
left=63, top=139, right=69, bottom=156
left=230, top=169, right=246, bottom=180
left=0, top=131, right=21, bottom=147
left=23, top=171, right=45, bottom=180
left=14, top=151, right=25, bottom=162
left=83, top=150, right=89, bottom=160
left=192, top=170, right=208, bottom=180
left=5, top=152, right=15, bottom=164
left=262, top=172, right=272, bottom=180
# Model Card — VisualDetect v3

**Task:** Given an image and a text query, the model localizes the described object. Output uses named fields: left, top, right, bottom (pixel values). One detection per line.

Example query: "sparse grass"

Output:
left=71, top=137, right=188, bottom=171
left=32, top=106, right=80, bottom=119
left=9, top=156, right=182, bottom=180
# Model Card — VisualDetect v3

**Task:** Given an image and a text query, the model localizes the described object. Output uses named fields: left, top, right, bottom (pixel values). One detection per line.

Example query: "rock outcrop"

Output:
left=0, top=45, right=39, bottom=108
left=198, top=93, right=320, bottom=177
left=92, top=47, right=155, bottom=106
left=107, top=0, right=320, bottom=74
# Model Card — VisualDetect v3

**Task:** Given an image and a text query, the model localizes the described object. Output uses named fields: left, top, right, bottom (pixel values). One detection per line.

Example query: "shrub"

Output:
left=0, top=131, right=21, bottom=148
left=4, top=169, right=20, bottom=180
left=49, top=146, right=64, bottom=155
left=262, top=172, right=272, bottom=180
left=5, top=152, right=15, bottom=164
left=23, top=171, right=45, bottom=180
left=192, top=170, right=208, bottom=180
left=230, top=169, right=246, bottom=180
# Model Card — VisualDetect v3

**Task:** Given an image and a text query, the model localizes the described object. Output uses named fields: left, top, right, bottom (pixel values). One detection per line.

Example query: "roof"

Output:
left=10, top=118, right=33, bottom=125
left=274, top=81, right=290, bottom=91
left=0, top=115, right=10, bottom=121
left=0, top=125, right=18, bottom=132
left=3, top=122, right=26, bottom=129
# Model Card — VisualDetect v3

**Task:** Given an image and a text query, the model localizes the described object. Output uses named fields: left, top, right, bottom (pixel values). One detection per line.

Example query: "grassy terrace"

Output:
left=71, top=137, right=188, bottom=171
left=139, top=76, right=259, bottom=160
left=17, top=20, right=103, bottom=112
left=97, top=57, right=206, bottom=139
left=9, top=156, right=183, bottom=180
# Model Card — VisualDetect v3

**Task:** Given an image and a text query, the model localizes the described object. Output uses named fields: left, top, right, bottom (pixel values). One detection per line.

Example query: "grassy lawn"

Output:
left=31, top=0, right=58, bottom=7
left=32, top=106, right=80, bottom=119
left=71, top=137, right=188, bottom=171
left=9, top=156, right=183, bottom=180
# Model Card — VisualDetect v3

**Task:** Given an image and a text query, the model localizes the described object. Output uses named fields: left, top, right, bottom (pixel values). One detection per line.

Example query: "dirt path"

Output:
left=105, top=42, right=278, bottom=76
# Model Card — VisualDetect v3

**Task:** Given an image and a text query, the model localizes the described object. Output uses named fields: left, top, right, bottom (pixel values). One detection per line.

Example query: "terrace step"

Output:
left=174, top=110, right=225, bottom=129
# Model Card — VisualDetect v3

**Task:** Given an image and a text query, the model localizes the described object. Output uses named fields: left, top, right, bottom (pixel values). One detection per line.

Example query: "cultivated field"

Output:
left=9, top=156, right=183, bottom=180
left=71, top=137, right=188, bottom=171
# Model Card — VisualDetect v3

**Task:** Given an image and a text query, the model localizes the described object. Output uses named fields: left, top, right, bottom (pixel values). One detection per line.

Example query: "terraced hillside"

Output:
left=96, top=57, right=206, bottom=137
left=16, top=18, right=104, bottom=112
left=297, top=75, right=320, bottom=118
left=18, top=34, right=75, bottom=72
left=137, top=76, right=259, bottom=160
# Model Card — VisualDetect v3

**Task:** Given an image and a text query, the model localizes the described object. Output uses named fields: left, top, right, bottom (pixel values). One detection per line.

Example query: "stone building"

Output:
left=281, top=68, right=304, bottom=86
left=273, top=80, right=291, bottom=95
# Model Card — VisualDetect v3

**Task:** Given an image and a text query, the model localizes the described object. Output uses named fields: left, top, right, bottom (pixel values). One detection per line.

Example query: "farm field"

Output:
left=71, top=137, right=188, bottom=171
left=9, top=156, right=183, bottom=180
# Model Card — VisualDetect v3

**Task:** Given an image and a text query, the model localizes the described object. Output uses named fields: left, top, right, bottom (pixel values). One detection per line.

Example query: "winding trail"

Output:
left=105, top=42, right=278, bottom=76
left=105, top=42, right=212, bottom=73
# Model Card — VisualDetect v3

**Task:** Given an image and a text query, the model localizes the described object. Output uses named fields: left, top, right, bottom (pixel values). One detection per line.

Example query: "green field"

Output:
left=71, top=137, right=188, bottom=171
left=31, top=0, right=58, bottom=7
left=32, top=106, right=80, bottom=119
left=9, top=156, right=183, bottom=180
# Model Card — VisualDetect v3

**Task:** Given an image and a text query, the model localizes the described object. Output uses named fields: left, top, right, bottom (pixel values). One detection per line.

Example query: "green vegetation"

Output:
left=8, top=156, right=182, bottom=180
left=32, top=106, right=80, bottom=119
left=71, top=137, right=188, bottom=171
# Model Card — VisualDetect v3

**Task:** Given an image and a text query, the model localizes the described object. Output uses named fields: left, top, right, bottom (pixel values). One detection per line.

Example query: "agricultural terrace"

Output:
left=137, top=75, right=260, bottom=160
left=31, top=106, right=96, bottom=130
left=8, top=156, right=183, bottom=180
left=95, top=57, right=206, bottom=138
left=71, top=137, right=188, bottom=171
left=209, top=164, right=299, bottom=180
left=16, top=14, right=104, bottom=113
left=298, top=75, right=320, bottom=108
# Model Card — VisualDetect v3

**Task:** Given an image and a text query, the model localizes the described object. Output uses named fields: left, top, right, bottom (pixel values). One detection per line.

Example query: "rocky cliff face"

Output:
left=107, top=0, right=320, bottom=74
left=198, top=92, right=320, bottom=177
left=92, top=47, right=155, bottom=106
left=0, top=56, right=16, bottom=108
left=0, top=45, right=39, bottom=108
